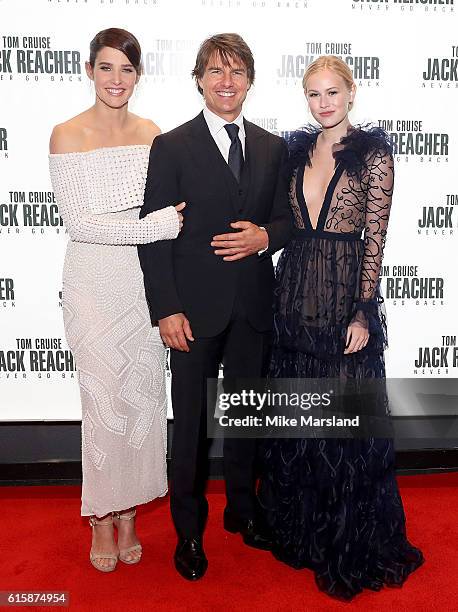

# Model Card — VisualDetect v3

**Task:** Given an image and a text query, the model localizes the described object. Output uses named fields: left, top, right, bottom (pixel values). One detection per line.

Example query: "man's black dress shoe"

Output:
left=224, top=511, right=273, bottom=551
left=174, top=538, right=208, bottom=581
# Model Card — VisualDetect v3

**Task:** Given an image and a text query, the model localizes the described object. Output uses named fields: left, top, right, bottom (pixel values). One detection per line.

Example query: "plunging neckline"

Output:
left=296, top=162, right=344, bottom=232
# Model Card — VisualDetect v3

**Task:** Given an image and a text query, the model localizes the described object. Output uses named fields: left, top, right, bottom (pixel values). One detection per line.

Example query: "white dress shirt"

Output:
left=202, top=105, right=268, bottom=254
left=202, top=105, right=245, bottom=162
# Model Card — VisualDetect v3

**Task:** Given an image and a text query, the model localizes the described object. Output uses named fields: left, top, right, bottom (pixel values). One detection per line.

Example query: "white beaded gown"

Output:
left=49, top=145, right=179, bottom=517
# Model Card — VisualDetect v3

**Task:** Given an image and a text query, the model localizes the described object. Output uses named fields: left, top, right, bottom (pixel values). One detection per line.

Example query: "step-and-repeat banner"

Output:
left=1, top=0, right=457, bottom=420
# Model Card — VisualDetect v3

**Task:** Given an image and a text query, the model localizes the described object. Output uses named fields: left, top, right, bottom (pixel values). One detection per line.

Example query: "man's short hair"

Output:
left=192, top=33, right=255, bottom=95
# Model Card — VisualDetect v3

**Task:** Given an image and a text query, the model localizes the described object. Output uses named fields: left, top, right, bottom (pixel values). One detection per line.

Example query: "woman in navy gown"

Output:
left=259, top=55, right=424, bottom=601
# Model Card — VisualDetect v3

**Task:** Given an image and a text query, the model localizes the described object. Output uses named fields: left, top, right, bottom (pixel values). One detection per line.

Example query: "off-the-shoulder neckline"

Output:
left=49, top=143, right=151, bottom=157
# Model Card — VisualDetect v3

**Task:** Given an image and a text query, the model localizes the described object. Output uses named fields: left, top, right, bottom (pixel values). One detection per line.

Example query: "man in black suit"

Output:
left=138, top=33, right=292, bottom=580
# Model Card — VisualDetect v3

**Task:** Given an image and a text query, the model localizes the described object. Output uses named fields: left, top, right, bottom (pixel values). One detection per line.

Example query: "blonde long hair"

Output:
left=302, top=55, right=356, bottom=109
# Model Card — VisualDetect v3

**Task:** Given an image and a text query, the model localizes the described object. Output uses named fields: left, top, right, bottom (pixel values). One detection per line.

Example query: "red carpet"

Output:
left=0, top=474, right=457, bottom=611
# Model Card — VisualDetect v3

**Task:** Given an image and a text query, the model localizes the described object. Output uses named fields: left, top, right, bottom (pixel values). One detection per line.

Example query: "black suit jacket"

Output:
left=138, top=111, right=292, bottom=337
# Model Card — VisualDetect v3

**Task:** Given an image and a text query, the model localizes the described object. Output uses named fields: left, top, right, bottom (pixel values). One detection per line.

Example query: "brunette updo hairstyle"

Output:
left=89, top=28, right=142, bottom=75
left=303, top=55, right=355, bottom=109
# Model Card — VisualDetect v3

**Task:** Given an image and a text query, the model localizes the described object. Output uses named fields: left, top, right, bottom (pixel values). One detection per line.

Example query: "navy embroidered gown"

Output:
left=258, top=126, right=424, bottom=601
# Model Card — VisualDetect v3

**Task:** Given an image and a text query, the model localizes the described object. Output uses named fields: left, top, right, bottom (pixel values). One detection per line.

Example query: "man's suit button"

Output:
left=238, top=189, right=243, bottom=196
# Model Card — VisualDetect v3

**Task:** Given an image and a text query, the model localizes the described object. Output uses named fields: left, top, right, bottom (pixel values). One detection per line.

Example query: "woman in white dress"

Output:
left=49, top=28, right=184, bottom=572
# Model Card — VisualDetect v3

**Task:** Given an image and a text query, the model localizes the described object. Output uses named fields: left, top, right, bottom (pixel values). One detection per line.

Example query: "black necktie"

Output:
left=224, top=123, right=244, bottom=182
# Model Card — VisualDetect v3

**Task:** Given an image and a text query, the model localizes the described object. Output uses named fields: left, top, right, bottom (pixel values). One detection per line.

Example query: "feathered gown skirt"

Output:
left=259, top=236, right=424, bottom=601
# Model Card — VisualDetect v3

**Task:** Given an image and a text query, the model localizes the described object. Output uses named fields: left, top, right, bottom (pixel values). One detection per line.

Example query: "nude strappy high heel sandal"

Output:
left=113, top=509, right=142, bottom=565
left=89, top=515, right=119, bottom=573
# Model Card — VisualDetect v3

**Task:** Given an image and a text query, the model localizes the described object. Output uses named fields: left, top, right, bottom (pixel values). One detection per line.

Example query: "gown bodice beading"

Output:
left=49, top=145, right=179, bottom=246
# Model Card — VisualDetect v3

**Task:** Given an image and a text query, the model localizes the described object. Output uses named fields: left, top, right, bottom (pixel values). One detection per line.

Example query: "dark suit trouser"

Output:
left=169, top=300, right=271, bottom=539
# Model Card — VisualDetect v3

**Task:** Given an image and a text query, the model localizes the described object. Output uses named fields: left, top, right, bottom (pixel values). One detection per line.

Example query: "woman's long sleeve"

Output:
left=49, top=154, right=179, bottom=245
left=359, top=149, right=394, bottom=303
left=352, top=149, right=394, bottom=330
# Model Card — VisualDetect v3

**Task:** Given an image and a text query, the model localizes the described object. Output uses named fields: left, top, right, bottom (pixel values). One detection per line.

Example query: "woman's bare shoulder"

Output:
left=49, top=111, right=91, bottom=154
left=131, top=114, right=161, bottom=145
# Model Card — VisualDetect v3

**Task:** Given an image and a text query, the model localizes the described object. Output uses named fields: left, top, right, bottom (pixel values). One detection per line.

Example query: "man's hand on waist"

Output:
left=211, top=222, right=269, bottom=261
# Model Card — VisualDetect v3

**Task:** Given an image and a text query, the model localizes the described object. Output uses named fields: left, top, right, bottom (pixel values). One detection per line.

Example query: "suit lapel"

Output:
left=183, top=112, right=238, bottom=213
left=242, top=119, right=269, bottom=214
left=238, top=122, right=251, bottom=209
left=182, top=113, right=269, bottom=216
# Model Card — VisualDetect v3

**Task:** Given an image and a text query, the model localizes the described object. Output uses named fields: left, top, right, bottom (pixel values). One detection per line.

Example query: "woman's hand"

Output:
left=175, top=202, right=186, bottom=230
left=344, top=321, right=369, bottom=354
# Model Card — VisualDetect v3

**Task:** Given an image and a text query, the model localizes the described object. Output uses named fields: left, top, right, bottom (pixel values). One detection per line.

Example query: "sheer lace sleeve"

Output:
left=352, top=149, right=394, bottom=330
left=360, top=149, right=394, bottom=301
left=49, top=154, right=179, bottom=246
